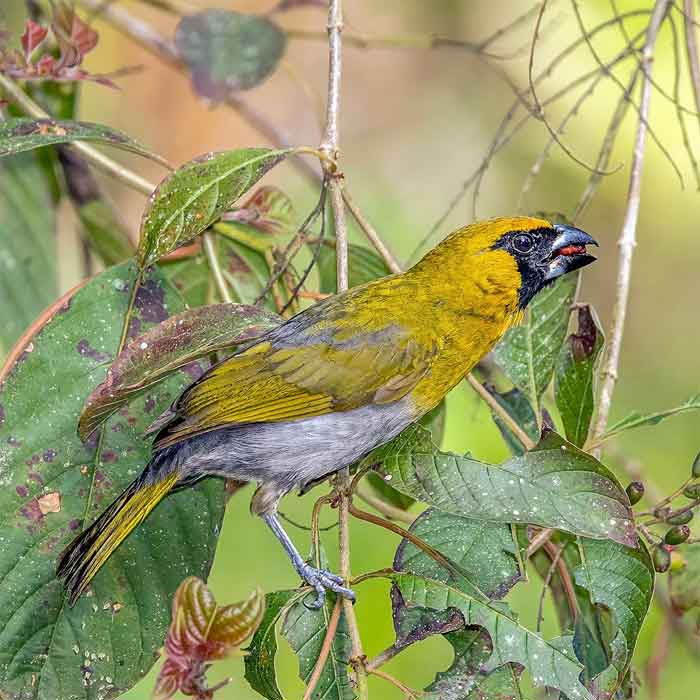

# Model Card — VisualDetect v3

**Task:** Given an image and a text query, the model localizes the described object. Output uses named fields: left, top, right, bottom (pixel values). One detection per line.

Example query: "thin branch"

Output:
left=466, top=375, right=536, bottom=450
left=536, top=541, right=566, bottom=633
left=528, top=1, right=622, bottom=177
left=0, top=72, right=157, bottom=196
left=369, top=669, right=424, bottom=699
left=202, top=232, right=232, bottom=303
left=683, top=0, right=700, bottom=189
left=366, top=645, right=402, bottom=674
left=591, top=0, right=672, bottom=452
left=354, top=482, right=416, bottom=525
left=302, top=597, right=343, bottom=700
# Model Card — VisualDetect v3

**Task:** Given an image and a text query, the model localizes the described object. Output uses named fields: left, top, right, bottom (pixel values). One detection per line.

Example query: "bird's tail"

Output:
left=57, top=470, right=179, bottom=605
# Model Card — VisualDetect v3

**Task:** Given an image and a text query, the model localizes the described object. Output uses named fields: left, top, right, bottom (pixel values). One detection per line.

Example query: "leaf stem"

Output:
left=0, top=72, right=158, bottom=195
left=202, top=232, right=232, bottom=303
left=354, top=482, right=415, bottom=525
left=591, top=0, right=672, bottom=453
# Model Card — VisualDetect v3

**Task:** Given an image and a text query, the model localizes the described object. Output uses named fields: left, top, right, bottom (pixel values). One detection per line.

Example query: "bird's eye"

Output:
left=512, top=233, right=535, bottom=254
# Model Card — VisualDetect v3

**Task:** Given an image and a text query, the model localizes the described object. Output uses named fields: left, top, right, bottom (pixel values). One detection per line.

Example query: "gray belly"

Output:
left=151, top=398, right=417, bottom=494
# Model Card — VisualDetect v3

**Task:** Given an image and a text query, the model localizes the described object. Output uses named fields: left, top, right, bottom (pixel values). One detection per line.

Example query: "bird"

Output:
left=57, top=216, right=597, bottom=608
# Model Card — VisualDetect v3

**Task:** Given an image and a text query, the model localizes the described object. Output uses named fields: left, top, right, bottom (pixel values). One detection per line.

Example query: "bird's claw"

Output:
left=299, top=564, right=355, bottom=609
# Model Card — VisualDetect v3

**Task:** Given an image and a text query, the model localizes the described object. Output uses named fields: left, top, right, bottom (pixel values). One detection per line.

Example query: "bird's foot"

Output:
left=298, top=563, right=355, bottom=609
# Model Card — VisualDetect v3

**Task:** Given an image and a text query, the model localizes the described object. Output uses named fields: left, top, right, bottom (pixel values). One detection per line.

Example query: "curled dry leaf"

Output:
left=78, top=303, right=281, bottom=440
left=154, top=577, right=265, bottom=699
left=222, top=186, right=295, bottom=235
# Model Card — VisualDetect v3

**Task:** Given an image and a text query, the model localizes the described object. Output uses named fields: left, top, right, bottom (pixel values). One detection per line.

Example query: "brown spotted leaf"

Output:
left=78, top=303, right=281, bottom=440
left=0, top=261, right=225, bottom=700
left=223, top=186, right=295, bottom=234
left=0, top=118, right=168, bottom=165
left=137, top=148, right=291, bottom=268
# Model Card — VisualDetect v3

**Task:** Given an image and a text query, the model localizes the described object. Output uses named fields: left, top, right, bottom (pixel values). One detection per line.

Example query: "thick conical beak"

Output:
left=544, top=224, right=598, bottom=281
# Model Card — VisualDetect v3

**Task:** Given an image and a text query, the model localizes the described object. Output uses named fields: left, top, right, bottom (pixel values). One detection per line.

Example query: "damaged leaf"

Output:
left=0, top=118, right=168, bottom=166
left=223, top=186, right=295, bottom=235
left=79, top=303, right=282, bottom=440
left=137, top=148, right=290, bottom=267
left=0, top=262, right=225, bottom=700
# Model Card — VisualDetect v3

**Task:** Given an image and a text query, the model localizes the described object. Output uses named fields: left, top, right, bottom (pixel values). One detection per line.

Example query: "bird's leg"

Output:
left=261, top=512, right=355, bottom=609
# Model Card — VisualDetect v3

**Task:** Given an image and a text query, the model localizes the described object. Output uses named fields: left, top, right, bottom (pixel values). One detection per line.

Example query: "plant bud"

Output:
left=652, top=544, right=671, bottom=573
left=683, top=483, right=700, bottom=499
left=667, top=510, right=694, bottom=526
left=625, top=481, right=644, bottom=505
left=664, top=525, right=691, bottom=545
left=692, top=452, right=700, bottom=479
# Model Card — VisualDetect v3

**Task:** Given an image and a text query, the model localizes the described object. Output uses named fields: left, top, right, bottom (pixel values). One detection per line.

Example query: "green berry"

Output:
left=670, top=551, right=687, bottom=573
left=692, top=452, right=700, bottom=479
left=625, top=481, right=644, bottom=505
left=664, top=525, right=691, bottom=545
left=652, top=544, right=671, bottom=573
left=667, top=510, right=694, bottom=526
left=683, top=483, right=700, bottom=499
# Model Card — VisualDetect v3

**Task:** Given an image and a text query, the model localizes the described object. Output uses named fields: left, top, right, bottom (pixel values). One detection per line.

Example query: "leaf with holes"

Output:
left=494, top=274, right=576, bottom=410
left=176, top=10, right=286, bottom=98
left=555, top=305, right=604, bottom=447
left=0, top=262, right=225, bottom=700
left=282, top=593, right=355, bottom=700
left=78, top=303, right=281, bottom=440
left=137, top=148, right=290, bottom=268
left=244, top=589, right=302, bottom=700
left=0, top=118, right=167, bottom=165
left=393, top=572, right=592, bottom=700
left=0, top=152, right=57, bottom=358
left=369, top=425, right=636, bottom=547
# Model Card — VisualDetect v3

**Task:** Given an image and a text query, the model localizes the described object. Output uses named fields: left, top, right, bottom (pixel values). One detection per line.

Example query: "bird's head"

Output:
left=416, top=216, right=598, bottom=310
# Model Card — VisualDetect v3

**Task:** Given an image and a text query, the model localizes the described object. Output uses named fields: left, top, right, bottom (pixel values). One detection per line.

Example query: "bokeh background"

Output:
left=3, top=0, right=700, bottom=698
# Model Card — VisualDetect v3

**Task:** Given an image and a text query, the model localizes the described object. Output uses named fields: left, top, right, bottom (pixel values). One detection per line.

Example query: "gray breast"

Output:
left=152, top=398, right=417, bottom=494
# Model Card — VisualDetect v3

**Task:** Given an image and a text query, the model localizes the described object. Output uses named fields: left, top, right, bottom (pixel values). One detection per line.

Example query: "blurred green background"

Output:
left=4, top=0, right=700, bottom=698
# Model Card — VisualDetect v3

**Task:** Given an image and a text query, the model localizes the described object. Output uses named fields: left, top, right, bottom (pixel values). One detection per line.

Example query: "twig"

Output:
left=354, top=482, right=416, bottom=525
left=536, top=541, right=566, bottom=633
left=0, top=72, right=156, bottom=196
left=366, top=645, right=402, bottom=673
left=526, top=527, right=555, bottom=558
left=591, top=0, right=672, bottom=453
left=543, top=540, right=579, bottom=619
left=302, top=597, right=343, bottom=700
left=645, top=603, right=673, bottom=700
left=466, top=375, right=536, bottom=450
left=202, top=232, right=232, bottom=303
left=683, top=0, right=700, bottom=190
left=369, top=668, right=424, bottom=699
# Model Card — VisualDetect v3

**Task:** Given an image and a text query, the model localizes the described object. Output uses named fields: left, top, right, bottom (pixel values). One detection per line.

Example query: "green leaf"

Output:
left=394, top=508, right=521, bottom=599
left=392, top=510, right=523, bottom=698
left=0, top=152, right=57, bottom=357
left=572, top=537, right=654, bottom=692
left=318, top=240, right=391, bottom=293
left=244, top=589, right=302, bottom=700
left=0, top=118, right=167, bottom=166
left=282, top=593, right=355, bottom=700
left=369, top=425, right=637, bottom=547
left=555, top=305, right=604, bottom=447
left=161, top=254, right=211, bottom=307
left=78, top=302, right=282, bottom=440
left=670, top=544, right=700, bottom=613
left=175, top=10, right=286, bottom=97
left=485, top=385, right=539, bottom=456
left=427, top=627, right=524, bottom=700
left=494, top=275, right=577, bottom=411
left=393, top=572, right=592, bottom=700
left=0, top=262, right=225, bottom=700
left=137, top=148, right=290, bottom=268
left=602, top=393, right=700, bottom=441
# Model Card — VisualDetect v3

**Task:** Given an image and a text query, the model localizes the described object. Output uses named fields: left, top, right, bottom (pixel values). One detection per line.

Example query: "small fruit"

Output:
left=664, top=525, right=691, bottom=545
left=683, top=483, right=700, bottom=499
left=667, top=510, right=694, bottom=526
left=670, top=550, right=687, bottom=573
left=692, top=452, right=700, bottom=479
left=652, top=544, right=671, bottom=573
left=626, top=481, right=644, bottom=505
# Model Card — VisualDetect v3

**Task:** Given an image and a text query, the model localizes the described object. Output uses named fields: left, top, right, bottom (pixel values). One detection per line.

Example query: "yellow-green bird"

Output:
left=58, top=216, right=597, bottom=607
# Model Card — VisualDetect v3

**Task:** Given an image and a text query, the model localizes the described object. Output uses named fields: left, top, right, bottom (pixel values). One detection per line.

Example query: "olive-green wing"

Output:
left=153, top=310, right=438, bottom=449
